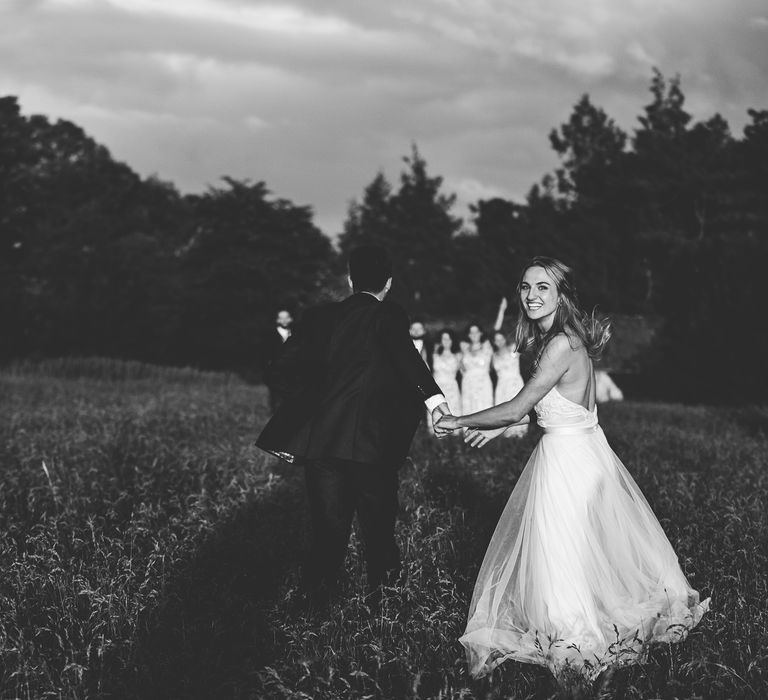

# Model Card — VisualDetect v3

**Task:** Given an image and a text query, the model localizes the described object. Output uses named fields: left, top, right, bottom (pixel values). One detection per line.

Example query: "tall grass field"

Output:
left=1, top=359, right=766, bottom=699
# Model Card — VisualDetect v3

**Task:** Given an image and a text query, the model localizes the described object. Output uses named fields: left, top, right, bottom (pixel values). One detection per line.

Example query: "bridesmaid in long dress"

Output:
left=492, top=330, right=527, bottom=438
left=492, top=296, right=527, bottom=438
left=437, top=257, right=709, bottom=689
left=432, top=329, right=462, bottom=416
left=460, top=323, right=494, bottom=415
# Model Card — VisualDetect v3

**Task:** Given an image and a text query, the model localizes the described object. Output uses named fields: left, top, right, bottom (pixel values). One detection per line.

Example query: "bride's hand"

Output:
left=464, top=426, right=508, bottom=448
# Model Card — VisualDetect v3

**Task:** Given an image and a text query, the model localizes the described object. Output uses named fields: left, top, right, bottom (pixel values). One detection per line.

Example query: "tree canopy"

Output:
left=1, top=70, right=766, bottom=399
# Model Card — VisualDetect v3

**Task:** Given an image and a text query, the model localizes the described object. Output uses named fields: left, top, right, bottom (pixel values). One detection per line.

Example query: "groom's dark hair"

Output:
left=348, top=245, right=392, bottom=293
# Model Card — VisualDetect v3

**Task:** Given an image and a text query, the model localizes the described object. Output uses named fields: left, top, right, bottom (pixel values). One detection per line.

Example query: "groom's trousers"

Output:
left=302, top=458, right=401, bottom=598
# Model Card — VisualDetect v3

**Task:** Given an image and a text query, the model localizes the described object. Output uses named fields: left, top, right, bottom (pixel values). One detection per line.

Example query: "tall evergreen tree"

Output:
left=340, top=145, right=462, bottom=311
left=339, top=171, right=395, bottom=252
left=549, top=94, right=627, bottom=206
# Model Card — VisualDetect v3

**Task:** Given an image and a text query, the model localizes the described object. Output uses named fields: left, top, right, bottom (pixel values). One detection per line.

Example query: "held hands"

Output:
left=434, top=413, right=461, bottom=436
left=435, top=414, right=507, bottom=449
left=431, top=402, right=451, bottom=438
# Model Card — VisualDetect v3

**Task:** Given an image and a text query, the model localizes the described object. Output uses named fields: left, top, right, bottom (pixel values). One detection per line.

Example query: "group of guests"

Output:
left=263, top=300, right=622, bottom=422
left=409, top=297, right=528, bottom=438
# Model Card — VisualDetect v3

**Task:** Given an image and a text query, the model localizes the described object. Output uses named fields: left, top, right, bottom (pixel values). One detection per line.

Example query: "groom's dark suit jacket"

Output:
left=257, top=292, right=442, bottom=467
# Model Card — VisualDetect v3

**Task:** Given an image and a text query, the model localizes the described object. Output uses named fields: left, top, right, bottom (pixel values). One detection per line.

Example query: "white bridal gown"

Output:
left=459, top=379, right=709, bottom=682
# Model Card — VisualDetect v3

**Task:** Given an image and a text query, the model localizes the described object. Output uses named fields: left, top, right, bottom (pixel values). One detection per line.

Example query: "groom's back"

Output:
left=316, top=294, right=413, bottom=407
left=258, top=291, right=430, bottom=466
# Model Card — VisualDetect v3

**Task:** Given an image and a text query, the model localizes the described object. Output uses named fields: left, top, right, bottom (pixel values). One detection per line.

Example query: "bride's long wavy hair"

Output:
left=513, top=256, right=611, bottom=368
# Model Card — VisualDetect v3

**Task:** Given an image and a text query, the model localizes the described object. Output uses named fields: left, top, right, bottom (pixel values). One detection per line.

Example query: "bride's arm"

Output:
left=465, top=415, right=530, bottom=441
left=439, top=334, right=571, bottom=431
left=463, top=417, right=530, bottom=448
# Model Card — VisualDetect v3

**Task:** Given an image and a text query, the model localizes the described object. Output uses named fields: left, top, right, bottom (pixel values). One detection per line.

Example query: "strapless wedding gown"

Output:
left=459, top=385, right=709, bottom=682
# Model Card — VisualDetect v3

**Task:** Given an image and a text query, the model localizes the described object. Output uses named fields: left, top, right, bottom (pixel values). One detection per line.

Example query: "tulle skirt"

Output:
left=459, top=426, right=709, bottom=682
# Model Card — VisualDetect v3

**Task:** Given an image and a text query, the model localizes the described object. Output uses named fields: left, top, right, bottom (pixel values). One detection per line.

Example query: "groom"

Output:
left=257, top=245, right=448, bottom=606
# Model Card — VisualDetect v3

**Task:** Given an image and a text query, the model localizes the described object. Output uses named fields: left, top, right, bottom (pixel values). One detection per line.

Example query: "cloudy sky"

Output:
left=1, top=0, right=766, bottom=235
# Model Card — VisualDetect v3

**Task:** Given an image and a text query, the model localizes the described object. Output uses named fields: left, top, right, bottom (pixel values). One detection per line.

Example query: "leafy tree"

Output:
left=466, top=198, right=541, bottom=306
left=340, top=145, right=462, bottom=311
left=524, top=98, right=638, bottom=310
left=629, top=70, right=701, bottom=240
left=0, top=96, right=32, bottom=359
left=341, top=171, right=395, bottom=248
left=0, top=97, right=338, bottom=371
left=176, top=177, right=336, bottom=369
left=635, top=70, right=692, bottom=147
left=549, top=94, right=627, bottom=206
left=4, top=78, right=768, bottom=399
left=0, top=97, right=188, bottom=361
left=735, top=108, right=768, bottom=236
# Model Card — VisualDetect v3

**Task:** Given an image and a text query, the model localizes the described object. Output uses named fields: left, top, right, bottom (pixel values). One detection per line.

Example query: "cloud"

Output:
left=1, top=0, right=766, bottom=236
left=45, top=0, right=356, bottom=36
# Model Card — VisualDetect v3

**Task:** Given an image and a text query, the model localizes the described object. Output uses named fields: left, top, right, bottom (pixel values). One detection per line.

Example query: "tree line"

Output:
left=1, top=70, right=766, bottom=399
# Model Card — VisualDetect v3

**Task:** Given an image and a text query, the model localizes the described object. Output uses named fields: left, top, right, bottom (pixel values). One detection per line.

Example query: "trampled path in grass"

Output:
left=1, top=364, right=766, bottom=699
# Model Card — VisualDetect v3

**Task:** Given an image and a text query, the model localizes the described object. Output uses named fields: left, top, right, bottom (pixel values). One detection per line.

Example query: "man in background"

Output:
left=409, top=319, right=433, bottom=370
left=263, top=308, right=293, bottom=413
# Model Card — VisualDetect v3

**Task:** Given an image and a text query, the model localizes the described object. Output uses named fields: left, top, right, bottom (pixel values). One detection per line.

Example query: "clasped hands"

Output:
left=430, top=404, right=507, bottom=448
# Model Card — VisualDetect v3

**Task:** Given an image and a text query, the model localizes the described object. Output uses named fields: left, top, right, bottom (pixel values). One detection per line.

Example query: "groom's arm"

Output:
left=379, top=302, right=446, bottom=411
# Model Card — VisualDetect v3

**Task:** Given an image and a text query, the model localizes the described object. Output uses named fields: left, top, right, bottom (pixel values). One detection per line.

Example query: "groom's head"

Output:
left=348, top=245, right=393, bottom=297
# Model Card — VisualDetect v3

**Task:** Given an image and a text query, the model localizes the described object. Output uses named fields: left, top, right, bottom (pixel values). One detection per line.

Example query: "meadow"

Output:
left=0, top=360, right=766, bottom=699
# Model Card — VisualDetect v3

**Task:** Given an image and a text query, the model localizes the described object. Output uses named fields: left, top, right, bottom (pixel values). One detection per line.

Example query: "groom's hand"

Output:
left=435, top=411, right=463, bottom=438
left=431, top=402, right=451, bottom=438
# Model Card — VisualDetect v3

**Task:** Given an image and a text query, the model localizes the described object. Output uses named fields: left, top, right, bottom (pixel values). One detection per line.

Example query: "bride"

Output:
left=436, top=257, right=709, bottom=685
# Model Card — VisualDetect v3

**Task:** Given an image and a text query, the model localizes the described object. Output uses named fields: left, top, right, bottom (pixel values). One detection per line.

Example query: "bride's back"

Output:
left=552, top=335, right=595, bottom=411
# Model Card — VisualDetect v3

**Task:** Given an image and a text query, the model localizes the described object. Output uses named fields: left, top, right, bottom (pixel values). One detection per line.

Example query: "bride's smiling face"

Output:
left=520, top=266, right=559, bottom=325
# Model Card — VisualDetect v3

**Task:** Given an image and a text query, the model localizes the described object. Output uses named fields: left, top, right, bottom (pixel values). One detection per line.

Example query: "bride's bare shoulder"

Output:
left=538, top=334, right=573, bottom=369
left=542, top=332, right=578, bottom=357
left=540, top=333, right=588, bottom=376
